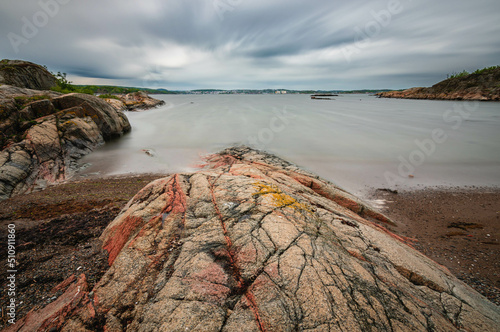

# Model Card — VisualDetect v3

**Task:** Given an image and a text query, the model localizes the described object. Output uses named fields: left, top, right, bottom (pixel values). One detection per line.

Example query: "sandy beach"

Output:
left=371, top=187, right=500, bottom=306
left=0, top=175, right=498, bottom=327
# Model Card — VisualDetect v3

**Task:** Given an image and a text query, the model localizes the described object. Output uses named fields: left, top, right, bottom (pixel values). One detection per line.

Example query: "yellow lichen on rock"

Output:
left=253, top=182, right=312, bottom=213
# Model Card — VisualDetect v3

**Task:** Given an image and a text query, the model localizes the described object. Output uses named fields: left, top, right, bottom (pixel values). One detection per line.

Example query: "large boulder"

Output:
left=0, top=59, right=58, bottom=90
left=0, top=88, right=131, bottom=200
left=7, top=147, right=499, bottom=331
left=53, top=93, right=131, bottom=139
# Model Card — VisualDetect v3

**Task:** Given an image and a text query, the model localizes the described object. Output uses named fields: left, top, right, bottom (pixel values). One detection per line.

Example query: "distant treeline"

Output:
left=47, top=71, right=396, bottom=96
left=73, top=85, right=178, bottom=95
left=190, top=89, right=394, bottom=94
left=45, top=69, right=177, bottom=95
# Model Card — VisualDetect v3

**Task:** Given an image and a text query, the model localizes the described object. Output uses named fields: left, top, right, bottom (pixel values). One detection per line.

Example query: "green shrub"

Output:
left=99, top=94, right=121, bottom=100
left=50, top=71, right=94, bottom=95
left=472, top=65, right=499, bottom=75
left=448, top=70, right=470, bottom=79
left=14, top=95, right=52, bottom=109
left=447, top=65, right=499, bottom=79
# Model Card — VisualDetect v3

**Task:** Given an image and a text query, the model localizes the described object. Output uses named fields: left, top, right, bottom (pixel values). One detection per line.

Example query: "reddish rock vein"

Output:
left=208, top=175, right=267, bottom=332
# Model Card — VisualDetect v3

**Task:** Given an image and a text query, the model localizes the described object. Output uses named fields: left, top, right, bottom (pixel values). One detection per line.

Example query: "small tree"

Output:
left=54, top=72, right=75, bottom=91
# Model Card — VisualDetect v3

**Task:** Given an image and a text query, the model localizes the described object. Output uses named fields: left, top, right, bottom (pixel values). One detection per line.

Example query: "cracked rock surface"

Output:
left=0, top=88, right=131, bottom=200
left=7, top=147, right=500, bottom=331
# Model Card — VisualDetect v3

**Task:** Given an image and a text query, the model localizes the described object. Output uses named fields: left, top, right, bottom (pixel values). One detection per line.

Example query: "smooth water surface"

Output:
left=79, top=94, right=500, bottom=196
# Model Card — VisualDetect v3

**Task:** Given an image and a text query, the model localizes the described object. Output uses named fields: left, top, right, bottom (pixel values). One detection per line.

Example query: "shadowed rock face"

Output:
left=0, top=89, right=131, bottom=200
left=6, top=147, right=500, bottom=331
left=0, top=60, right=58, bottom=90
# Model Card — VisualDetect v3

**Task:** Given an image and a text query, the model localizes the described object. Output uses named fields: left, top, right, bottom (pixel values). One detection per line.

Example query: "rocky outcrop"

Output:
left=378, top=67, right=500, bottom=101
left=0, top=59, right=58, bottom=90
left=376, top=87, right=500, bottom=101
left=103, top=97, right=128, bottom=112
left=0, top=85, right=62, bottom=149
left=113, top=91, right=165, bottom=111
left=7, top=147, right=499, bottom=331
left=0, top=87, right=131, bottom=200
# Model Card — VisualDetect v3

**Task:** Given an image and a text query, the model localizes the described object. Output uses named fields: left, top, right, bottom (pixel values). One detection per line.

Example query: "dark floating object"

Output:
left=311, top=94, right=338, bottom=100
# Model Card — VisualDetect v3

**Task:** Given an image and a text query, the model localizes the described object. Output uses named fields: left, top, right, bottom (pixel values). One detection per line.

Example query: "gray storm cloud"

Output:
left=1, top=0, right=499, bottom=89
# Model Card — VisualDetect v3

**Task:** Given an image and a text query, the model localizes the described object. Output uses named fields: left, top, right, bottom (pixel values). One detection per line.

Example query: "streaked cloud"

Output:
left=1, top=0, right=499, bottom=89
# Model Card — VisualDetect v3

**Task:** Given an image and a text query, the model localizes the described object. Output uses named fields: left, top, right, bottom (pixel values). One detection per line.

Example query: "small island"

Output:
left=377, top=66, right=500, bottom=101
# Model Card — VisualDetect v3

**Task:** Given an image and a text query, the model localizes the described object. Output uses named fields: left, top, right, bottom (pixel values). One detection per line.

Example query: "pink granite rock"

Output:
left=6, top=147, right=500, bottom=331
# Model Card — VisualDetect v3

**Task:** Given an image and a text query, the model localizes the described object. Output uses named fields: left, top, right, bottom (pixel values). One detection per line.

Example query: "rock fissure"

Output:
left=208, top=175, right=268, bottom=332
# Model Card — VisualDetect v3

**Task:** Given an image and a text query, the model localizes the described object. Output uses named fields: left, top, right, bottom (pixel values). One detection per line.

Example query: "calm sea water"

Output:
left=78, top=94, right=500, bottom=196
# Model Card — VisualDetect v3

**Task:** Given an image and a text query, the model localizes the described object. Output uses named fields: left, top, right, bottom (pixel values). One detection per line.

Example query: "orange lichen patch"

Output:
left=103, top=215, right=144, bottom=266
left=253, top=182, right=312, bottom=214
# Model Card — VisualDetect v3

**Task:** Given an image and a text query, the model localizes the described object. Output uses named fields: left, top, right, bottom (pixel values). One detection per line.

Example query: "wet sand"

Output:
left=371, top=187, right=500, bottom=305
left=0, top=176, right=498, bottom=327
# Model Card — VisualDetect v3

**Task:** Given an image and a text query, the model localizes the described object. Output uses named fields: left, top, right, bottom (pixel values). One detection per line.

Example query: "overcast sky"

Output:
left=1, top=0, right=499, bottom=90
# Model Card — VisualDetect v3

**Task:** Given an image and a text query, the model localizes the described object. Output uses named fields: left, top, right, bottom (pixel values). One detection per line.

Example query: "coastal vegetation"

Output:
left=378, top=65, right=500, bottom=100
left=448, top=65, right=500, bottom=79
left=49, top=71, right=173, bottom=95
left=98, top=94, right=121, bottom=100
left=13, top=94, right=52, bottom=109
